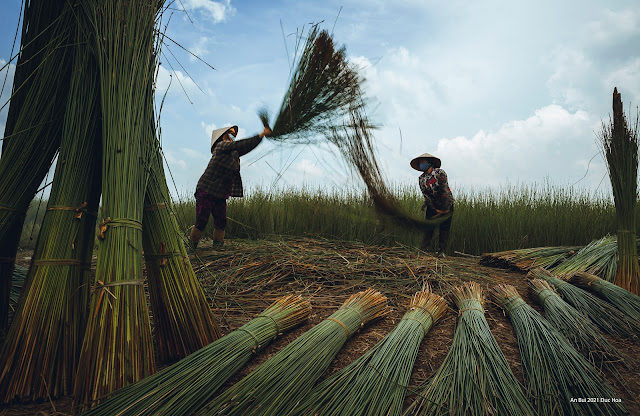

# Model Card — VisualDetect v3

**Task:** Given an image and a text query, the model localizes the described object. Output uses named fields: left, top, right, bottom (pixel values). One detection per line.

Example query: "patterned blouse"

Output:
left=419, top=168, right=454, bottom=212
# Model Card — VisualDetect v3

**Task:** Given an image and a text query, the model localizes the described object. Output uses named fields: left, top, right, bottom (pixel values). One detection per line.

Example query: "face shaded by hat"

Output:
left=210, top=125, right=238, bottom=152
left=410, top=152, right=441, bottom=171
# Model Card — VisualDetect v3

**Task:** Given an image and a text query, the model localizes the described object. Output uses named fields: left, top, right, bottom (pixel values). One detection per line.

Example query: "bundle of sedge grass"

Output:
left=294, top=289, right=447, bottom=416
left=570, top=271, right=640, bottom=324
left=258, top=24, right=366, bottom=143
left=199, top=289, right=389, bottom=416
left=528, top=267, right=640, bottom=339
left=0, top=19, right=102, bottom=402
left=550, top=235, right=618, bottom=282
left=79, top=295, right=311, bottom=416
left=8, top=265, right=26, bottom=308
left=73, top=0, right=164, bottom=408
left=599, top=88, right=640, bottom=295
left=0, top=0, right=74, bottom=330
left=529, top=279, right=629, bottom=381
left=491, top=284, right=627, bottom=416
left=405, top=282, right=535, bottom=416
left=480, top=245, right=581, bottom=271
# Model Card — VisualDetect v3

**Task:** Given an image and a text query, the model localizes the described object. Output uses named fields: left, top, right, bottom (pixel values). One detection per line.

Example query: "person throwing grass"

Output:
left=411, top=152, right=454, bottom=257
left=189, top=124, right=272, bottom=249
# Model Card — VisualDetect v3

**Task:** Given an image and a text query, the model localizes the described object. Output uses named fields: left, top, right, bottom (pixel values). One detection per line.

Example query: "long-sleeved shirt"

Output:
left=196, top=134, right=262, bottom=198
left=419, top=168, right=454, bottom=212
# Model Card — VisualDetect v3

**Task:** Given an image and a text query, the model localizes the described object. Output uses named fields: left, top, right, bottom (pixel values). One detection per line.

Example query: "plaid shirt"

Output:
left=419, top=168, right=454, bottom=212
left=196, top=134, right=262, bottom=198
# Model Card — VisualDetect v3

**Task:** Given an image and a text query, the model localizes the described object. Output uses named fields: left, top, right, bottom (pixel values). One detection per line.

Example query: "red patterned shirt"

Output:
left=419, top=168, right=454, bottom=212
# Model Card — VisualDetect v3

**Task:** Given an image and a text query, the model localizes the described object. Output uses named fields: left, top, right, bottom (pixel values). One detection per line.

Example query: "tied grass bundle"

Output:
left=9, top=265, right=26, bottom=308
left=550, top=235, right=618, bottom=282
left=480, top=245, right=581, bottom=271
left=199, top=289, right=389, bottom=416
left=490, top=284, right=627, bottom=416
left=405, top=282, right=535, bottom=416
left=570, top=271, right=640, bottom=324
left=0, top=21, right=102, bottom=402
left=73, top=0, right=163, bottom=408
left=294, top=289, right=447, bottom=416
left=79, top=295, right=311, bottom=416
left=529, top=279, right=629, bottom=380
left=258, top=25, right=365, bottom=143
left=527, top=267, right=640, bottom=339
left=599, top=88, right=640, bottom=295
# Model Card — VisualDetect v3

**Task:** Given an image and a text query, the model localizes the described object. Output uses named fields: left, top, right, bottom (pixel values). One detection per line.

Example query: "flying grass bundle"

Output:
left=405, top=282, right=535, bottom=416
left=527, top=267, right=640, bottom=339
left=570, top=271, right=640, bottom=323
left=491, top=284, right=627, bottom=416
left=550, top=235, right=618, bottom=282
left=258, top=25, right=365, bottom=143
left=79, top=295, right=311, bottom=416
left=294, top=289, right=447, bottom=416
left=0, top=23, right=102, bottom=402
left=480, top=245, right=581, bottom=271
left=599, top=88, right=640, bottom=294
left=529, top=279, right=629, bottom=380
left=73, top=0, right=164, bottom=408
left=199, top=289, right=389, bottom=416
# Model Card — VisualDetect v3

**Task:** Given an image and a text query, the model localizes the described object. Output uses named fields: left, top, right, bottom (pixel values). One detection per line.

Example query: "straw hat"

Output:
left=410, top=152, right=441, bottom=171
left=210, top=125, right=239, bottom=152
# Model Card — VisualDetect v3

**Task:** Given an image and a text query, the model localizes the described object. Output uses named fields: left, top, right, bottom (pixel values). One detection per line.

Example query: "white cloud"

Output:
left=545, top=46, right=593, bottom=109
left=293, top=159, right=324, bottom=178
left=163, top=149, right=188, bottom=169
left=584, top=8, right=640, bottom=45
left=189, top=36, right=211, bottom=63
left=181, top=0, right=236, bottom=23
left=604, top=58, right=640, bottom=105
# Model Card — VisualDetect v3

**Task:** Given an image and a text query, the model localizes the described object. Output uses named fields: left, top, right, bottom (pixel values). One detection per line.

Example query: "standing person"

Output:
left=411, top=153, right=454, bottom=257
left=189, top=124, right=272, bottom=249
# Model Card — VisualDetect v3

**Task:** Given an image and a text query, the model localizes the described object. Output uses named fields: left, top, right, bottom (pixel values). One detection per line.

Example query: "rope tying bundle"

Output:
left=97, top=217, right=143, bottom=240
left=91, top=279, right=146, bottom=316
left=47, top=201, right=98, bottom=219
left=327, top=318, right=350, bottom=337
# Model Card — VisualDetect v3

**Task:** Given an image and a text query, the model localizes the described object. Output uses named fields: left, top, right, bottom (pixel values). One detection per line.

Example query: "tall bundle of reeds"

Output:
left=0, top=1, right=74, bottom=330
left=491, top=284, right=627, bottom=416
left=199, top=289, right=389, bottom=416
left=79, top=295, right=311, bottom=416
left=570, top=271, right=640, bottom=323
left=599, top=88, right=640, bottom=294
left=258, top=25, right=365, bottom=143
left=550, top=235, right=618, bottom=282
left=73, top=0, right=163, bottom=408
left=480, top=245, right=581, bottom=271
left=529, top=279, right=629, bottom=380
left=527, top=267, right=640, bottom=338
left=8, top=265, right=26, bottom=307
left=405, top=282, right=535, bottom=416
left=294, top=289, right=447, bottom=416
left=0, top=18, right=102, bottom=402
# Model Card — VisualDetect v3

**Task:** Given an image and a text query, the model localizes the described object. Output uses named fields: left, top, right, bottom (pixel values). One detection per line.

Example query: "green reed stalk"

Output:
left=550, top=235, right=618, bottom=282
left=570, top=271, right=640, bottom=323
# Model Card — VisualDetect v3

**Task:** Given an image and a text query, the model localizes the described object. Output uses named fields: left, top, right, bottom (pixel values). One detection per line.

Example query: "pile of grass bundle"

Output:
left=490, top=284, right=627, bottom=416
left=528, top=267, right=640, bottom=339
left=529, top=279, right=629, bottom=380
left=258, top=24, right=365, bottom=143
left=73, top=0, right=164, bottom=408
left=199, top=289, right=389, bottom=416
left=599, top=88, right=640, bottom=295
left=294, top=289, right=447, bottom=416
left=0, top=19, right=102, bottom=402
left=480, top=245, right=581, bottom=271
left=79, top=295, right=311, bottom=416
left=405, top=282, right=535, bottom=416
left=550, top=235, right=618, bottom=282
left=0, top=1, right=74, bottom=330
left=570, top=271, right=640, bottom=323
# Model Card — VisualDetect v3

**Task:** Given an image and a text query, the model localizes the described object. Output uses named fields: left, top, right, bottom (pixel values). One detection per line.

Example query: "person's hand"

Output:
left=260, top=126, right=273, bottom=138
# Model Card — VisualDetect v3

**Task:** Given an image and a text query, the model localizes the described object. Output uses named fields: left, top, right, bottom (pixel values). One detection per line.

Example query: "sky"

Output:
left=1, top=0, right=640, bottom=199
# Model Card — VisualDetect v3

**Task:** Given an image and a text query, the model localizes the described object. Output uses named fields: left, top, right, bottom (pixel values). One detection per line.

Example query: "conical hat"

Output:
left=210, top=125, right=238, bottom=152
left=410, top=152, right=441, bottom=171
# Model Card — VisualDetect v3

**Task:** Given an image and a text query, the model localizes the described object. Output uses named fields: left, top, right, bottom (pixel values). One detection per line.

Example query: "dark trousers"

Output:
left=421, top=206, right=453, bottom=252
left=194, top=189, right=228, bottom=231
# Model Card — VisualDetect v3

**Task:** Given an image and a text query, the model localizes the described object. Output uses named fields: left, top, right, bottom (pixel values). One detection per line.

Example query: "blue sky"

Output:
left=2, top=0, right=640, bottom=198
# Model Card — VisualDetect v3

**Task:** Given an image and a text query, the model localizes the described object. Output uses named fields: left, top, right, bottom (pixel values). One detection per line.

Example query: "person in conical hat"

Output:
left=410, top=152, right=455, bottom=257
left=189, top=124, right=272, bottom=249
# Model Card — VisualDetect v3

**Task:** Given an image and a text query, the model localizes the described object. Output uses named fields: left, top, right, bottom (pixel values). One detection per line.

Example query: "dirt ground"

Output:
left=1, top=237, right=639, bottom=415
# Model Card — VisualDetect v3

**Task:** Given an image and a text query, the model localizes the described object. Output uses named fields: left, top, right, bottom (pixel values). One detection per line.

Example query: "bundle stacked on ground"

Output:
left=79, top=295, right=311, bottom=416
left=294, top=289, right=447, bottom=416
left=528, top=267, right=640, bottom=339
left=0, top=1, right=74, bottom=330
left=405, top=282, right=535, bottom=416
left=480, top=245, right=581, bottom=271
left=529, top=279, right=629, bottom=380
left=199, top=289, right=389, bottom=416
left=550, top=235, right=618, bottom=282
left=599, top=88, right=640, bottom=295
left=491, top=284, right=627, bottom=416
left=73, top=0, right=163, bottom=408
left=570, top=272, right=640, bottom=323
left=0, top=18, right=102, bottom=401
